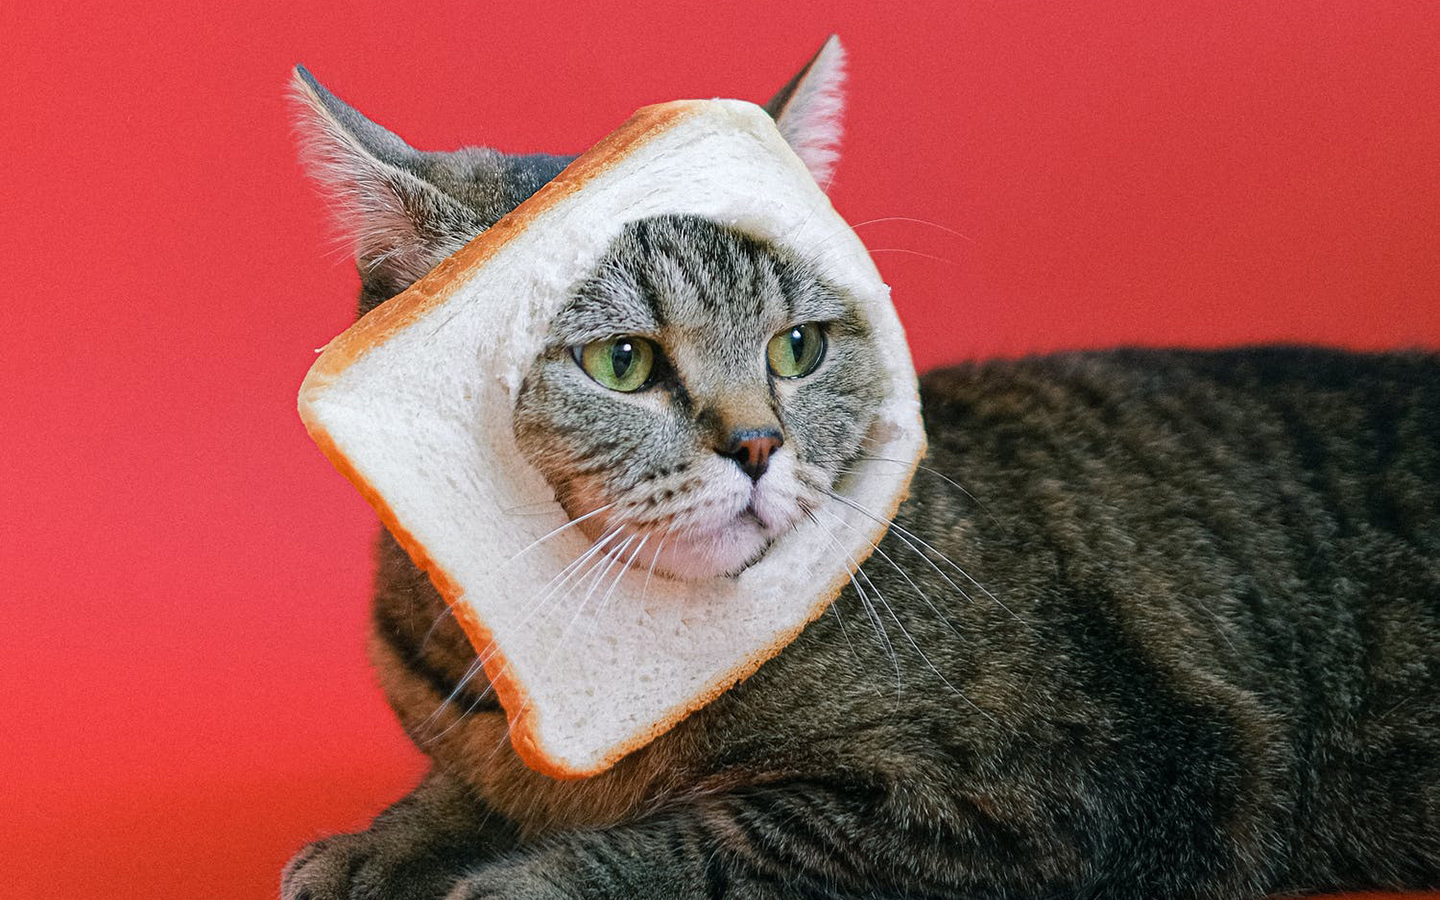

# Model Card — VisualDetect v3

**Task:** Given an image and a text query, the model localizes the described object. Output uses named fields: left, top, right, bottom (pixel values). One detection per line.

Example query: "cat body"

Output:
left=284, top=41, right=1440, bottom=900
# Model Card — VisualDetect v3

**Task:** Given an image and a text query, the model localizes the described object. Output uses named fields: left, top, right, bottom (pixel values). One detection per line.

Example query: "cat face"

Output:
left=513, top=214, right=884, bottom=579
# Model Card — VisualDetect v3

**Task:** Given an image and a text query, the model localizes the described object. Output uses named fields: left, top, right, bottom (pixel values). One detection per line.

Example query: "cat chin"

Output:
left=565, top=452, right=812, bottom=580
left=650, top=514, right=774, bottom=580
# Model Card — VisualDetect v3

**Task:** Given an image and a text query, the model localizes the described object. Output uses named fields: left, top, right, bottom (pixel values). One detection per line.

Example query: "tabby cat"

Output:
left=283, top=38, right=1440, bottom=900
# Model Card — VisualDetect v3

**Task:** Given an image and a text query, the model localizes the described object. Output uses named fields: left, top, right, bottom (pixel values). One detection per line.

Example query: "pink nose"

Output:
left=722, top=429, right=782, bottom=481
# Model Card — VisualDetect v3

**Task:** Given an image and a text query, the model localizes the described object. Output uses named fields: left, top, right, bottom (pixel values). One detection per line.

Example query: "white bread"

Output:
left=299, top=99, right=924, bottom=778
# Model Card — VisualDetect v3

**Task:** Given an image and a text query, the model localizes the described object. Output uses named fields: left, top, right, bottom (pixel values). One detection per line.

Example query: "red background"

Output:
left=4, top=2, right=1438, bottom=898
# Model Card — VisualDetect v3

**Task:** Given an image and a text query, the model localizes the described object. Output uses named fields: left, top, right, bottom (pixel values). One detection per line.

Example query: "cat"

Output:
left=283, top=38, right=1440, bottom=900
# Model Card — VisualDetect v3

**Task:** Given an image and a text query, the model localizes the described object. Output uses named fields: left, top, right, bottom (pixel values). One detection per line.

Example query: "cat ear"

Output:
left=290, top=65, right=482, bottom=291
left=764, top=35, right=847, bottom=189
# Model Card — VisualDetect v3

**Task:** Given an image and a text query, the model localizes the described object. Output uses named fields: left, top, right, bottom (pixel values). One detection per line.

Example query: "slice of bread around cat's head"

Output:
left=299, top=99, right=924, bottom=778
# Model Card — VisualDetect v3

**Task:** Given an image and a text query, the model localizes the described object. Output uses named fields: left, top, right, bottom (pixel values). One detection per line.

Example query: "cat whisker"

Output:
left=501, top=500, right=574, bottom=517
left=854, top=581, right=902, bottom=700
left=512, top=529, right=634, bottom=654
left=825, top=488, right=1034, bottom=634
left=417, top=527, right=624, bottom=741
left=800, top=509, right=869, bottom=675
left=416, top=507, right=623, bottom=693
left=501, top=503, right=616, bottom=567
left=785, top=196, right=836, bottom=255
left=827, top=600, right=870, bottom=680
left=816, top=506, right=970, bottom=646
left=587, top=533, right=651, bottom=635
left=418, top=602, right=458, bottom=653
left=414, top=655, right=489, bottom=742
left=569, top=534, right=638, bottom=636
left=864, top=247, right=957, bottom=267
left=640, top=533, right=669, bottom=607
left=484, top=531, right=645, bottom=765
left=832, top=522, right=974, bottom=716
left=803, top=471, right=979, bottom=609
left=441, top=529, right=635, bottom=743
left=817, top=508, right=997, bottom=725
left=825, top=488, right=982, bottom=607
left=792, top=215, right=968, bottom=279
left=807, top=509, right=902, bottom=697
left=420, top=502, right=615, bottom=649
left=835, top=458, right=1005, bottom=534
left=423, top=533, right=634, bottom=748
left=850, top=454, right=1000, bottom=525
left=495, top=527, right=627, bottom=648
left=870, top=583, right=998, bottom=726
left=848, top=215, right=977, bottom=245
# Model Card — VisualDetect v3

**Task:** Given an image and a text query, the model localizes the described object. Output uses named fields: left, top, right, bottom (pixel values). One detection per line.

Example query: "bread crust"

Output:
left=298, top=100, right=924, bottom=778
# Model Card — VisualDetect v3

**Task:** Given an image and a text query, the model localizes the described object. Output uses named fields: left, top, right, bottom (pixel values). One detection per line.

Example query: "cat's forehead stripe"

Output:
left=639, top=217, right=829, bottom=327
left=550, top=214, right=861, bottom=351
left=549, top=264, right=661, bottom=344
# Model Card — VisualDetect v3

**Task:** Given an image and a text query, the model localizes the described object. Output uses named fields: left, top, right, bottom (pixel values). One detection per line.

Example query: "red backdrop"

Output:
left=4, top=2, right=1438, bottom=898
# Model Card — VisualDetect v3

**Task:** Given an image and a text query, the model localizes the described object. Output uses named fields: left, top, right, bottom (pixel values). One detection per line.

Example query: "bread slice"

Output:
left=299, top=99, right=924, bottom=778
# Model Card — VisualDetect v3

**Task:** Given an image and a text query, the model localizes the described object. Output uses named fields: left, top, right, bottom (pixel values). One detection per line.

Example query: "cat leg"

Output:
left=282, top=769, right=519, bottom=900
left=441, top=776, right=1085, bottom=900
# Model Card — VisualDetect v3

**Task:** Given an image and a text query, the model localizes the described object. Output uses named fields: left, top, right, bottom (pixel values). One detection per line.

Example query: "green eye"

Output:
left=578, top=336, right=657, bottom=392
left=766, top=323, right=826, bottom=378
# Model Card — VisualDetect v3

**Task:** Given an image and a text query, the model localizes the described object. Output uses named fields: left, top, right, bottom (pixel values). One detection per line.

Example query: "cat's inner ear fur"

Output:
left=290, top=66, right=484, bottom=295
left=764, top=35, right=847, bottom=189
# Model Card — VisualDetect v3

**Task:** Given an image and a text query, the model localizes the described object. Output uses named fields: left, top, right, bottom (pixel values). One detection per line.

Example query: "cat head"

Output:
left=294, top=37, right=882, bottom=579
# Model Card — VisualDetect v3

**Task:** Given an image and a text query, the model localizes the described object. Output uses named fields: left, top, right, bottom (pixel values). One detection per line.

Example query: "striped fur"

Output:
left=284, top=43, right=1440, bottom=900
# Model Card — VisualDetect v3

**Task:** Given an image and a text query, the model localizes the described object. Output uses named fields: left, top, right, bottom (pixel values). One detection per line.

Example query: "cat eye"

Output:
left=766, top=323, right=826, bottom=379
left=576, top=336, right=658, bottom=392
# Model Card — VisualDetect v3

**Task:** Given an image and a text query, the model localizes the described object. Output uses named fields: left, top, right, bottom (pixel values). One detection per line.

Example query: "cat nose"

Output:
left=721, top=428, right=782, bottom=482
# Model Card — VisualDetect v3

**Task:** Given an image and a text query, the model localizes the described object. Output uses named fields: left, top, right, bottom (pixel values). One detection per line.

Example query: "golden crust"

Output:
left=297, top=98, right=926, bottom=778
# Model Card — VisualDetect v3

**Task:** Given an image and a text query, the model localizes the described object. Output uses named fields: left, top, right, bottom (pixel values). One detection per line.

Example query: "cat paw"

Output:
left=281, top=830, right=472, bottom=900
